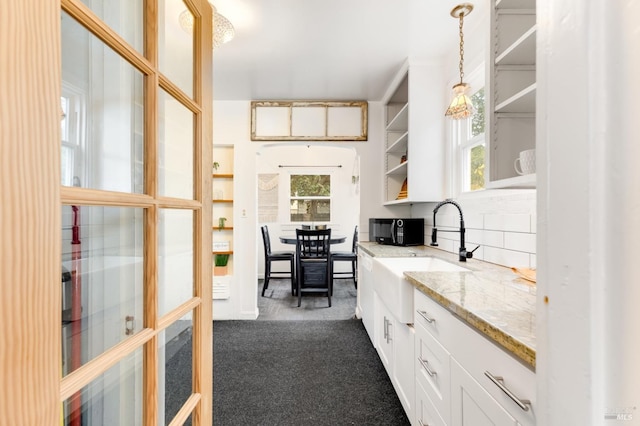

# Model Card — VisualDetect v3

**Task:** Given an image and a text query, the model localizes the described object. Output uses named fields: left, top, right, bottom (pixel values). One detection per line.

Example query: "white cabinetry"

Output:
left=382, top=60, right=445, bottom=204
left=357, top=251, right=374, bottom=339
left=487, top=0, right=537, bottom=188
left=415, top=289, right=536, bottom=426
left=373, top=293, right=415, bottom=420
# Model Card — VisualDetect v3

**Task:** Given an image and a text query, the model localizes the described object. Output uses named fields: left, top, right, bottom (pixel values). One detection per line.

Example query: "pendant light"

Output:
left=445, top=3, right=475, bottom=119
left=179, top=3, right=235, bottom=49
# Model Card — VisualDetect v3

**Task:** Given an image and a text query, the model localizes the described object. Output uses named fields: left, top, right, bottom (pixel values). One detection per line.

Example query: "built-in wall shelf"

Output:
left=386, top=103, right=409, bottom=132
left=487, top=0, right=537, bottom=188
left=496, top=25, right=536, bottom=65
left=381, top=59, right=445, bottom=204
left=386, top=161, right=408, bottom=176
left=386, top=131, right=409, bottom=153
left=496, top=0, right=535, bottom=9
left=485, top=173, right=536, bottom=189
left=212, top=145, right=235, bottom=278
left=495, top=83, right=536, bottom=113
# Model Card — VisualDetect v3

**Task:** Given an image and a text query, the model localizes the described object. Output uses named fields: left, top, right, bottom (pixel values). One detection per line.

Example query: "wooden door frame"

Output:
left=0, top=0, right=213, bottom=424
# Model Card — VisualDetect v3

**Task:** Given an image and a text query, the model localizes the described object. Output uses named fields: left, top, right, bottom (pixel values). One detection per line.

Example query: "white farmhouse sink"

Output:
left=372, top=256, right=469, bottom=323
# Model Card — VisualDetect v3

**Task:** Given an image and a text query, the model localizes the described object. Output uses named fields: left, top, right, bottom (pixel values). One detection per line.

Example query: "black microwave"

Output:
left=369, top=218, right=424, bottom=246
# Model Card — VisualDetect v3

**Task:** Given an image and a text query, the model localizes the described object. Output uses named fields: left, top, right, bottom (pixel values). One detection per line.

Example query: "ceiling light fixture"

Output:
left=179, top=3, right=235, bottom=49
left=445, top=3, right=474, bottom=119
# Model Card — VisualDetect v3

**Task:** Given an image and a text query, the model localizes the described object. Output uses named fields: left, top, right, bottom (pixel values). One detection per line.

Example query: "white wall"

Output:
left=213, top=99, right=406, bottom=319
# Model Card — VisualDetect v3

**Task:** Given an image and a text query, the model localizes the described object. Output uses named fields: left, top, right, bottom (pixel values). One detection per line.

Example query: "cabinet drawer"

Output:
left=450, top=317, right=536, bottom=426
left=414, top=288, right=457, bottom=348
left=415, top=380, right=447, bottom=426
left=415, top=321, right=450, bottom=424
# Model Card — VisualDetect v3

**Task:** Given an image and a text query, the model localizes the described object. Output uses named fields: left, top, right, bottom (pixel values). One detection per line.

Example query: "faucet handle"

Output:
left=464, top=245, right=481, bottom=259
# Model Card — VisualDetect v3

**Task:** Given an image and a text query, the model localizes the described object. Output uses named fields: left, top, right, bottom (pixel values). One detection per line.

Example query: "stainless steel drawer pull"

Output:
left=417, top=310, right=436, bottom=323
left=484, top=371, right=531, bottom=412
left=418, top=357, right=437, bottom=377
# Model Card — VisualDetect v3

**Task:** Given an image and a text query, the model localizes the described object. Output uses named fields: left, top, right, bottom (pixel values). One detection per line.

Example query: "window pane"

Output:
left=78, top=0, right=144, bottom=53
left=159, top=209, right=194, bottom=317
left=158, top=89, right=194, bottom=200
left=290, top=199, right=331, bottom=222
left=290, top=175, right=330, bottom=196
left=160, top=313, right=193, bottom=425
left=471, top=88, right=485, bottom=137
left=63, top=348, right=142, bottom=425
left=61, top=206, right=144, bottom=376
left=61, top=12, right=145, bottom=193
left=469, top=144, right=486, bottom=191
left=159, top=0, right=194, bottom=98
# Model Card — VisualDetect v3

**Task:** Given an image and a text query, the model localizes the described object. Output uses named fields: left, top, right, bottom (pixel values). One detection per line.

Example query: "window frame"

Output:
left=450, top=64, right=486, bottom=196
left=287, top=172, right=333, bottom=224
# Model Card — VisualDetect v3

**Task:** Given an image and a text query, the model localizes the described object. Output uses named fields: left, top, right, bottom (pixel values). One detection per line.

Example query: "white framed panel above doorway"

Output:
left=250, top=100, right=368, bottom=141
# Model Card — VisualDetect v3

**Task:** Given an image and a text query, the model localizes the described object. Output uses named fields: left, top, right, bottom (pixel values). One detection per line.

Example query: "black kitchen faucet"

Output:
left=430, top=199, right=479, bottom=262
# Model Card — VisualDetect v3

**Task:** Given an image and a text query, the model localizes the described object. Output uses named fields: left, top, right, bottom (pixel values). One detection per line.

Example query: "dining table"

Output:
left=278, top=234, right=347, bottom=245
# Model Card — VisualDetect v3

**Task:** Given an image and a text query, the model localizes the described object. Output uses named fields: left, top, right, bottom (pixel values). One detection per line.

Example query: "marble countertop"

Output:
left=359, top=241, right=536, bottom=369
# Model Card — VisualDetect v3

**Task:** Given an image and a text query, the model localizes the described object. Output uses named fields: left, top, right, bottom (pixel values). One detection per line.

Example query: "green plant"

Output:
left=215, top=254, right=229, bottom=267
left=213, top=161, right=220, bottom=171
left=218, top=217, right=227, bottom=230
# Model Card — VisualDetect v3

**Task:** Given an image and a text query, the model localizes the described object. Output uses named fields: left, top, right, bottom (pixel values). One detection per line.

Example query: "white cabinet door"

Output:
left=393, top=321, right=415, bottom=420
left=358, top=251, right=375, bottom=339
left=375, top=294, right=394, bottom=376
left=450, top=358, right=519, bottom=426
left=416, top=380, right=447, bottom=426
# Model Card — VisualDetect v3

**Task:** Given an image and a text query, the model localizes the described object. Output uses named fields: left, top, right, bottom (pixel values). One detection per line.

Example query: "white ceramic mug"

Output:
left=514, top=149, right=536, bottom=175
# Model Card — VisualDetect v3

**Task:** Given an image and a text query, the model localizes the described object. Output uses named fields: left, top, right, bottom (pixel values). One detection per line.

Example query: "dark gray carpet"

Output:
left=166, top=320, right=410, bottom=426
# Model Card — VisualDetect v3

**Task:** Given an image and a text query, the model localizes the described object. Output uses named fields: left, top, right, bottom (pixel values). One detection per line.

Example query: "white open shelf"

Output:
left=386, top=103, right=408, bottom=132
left=386, top=131, right=408, bottom=153
left=496, top=25, right=536, bottom=65
left=486, top=173, right=536, bottom=189
left=495, top=83, right=536, bottom=113
left=496, top=0, right=535, bottom=9
left=386, top=161, right=408, bottom=176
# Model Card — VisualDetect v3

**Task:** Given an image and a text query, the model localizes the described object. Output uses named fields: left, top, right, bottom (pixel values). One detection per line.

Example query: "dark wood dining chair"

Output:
left=330, top=225, right=358, bottom=295
left=260, top=225, right=295, bottom=296
left=295, top=228, right=332, bottom=307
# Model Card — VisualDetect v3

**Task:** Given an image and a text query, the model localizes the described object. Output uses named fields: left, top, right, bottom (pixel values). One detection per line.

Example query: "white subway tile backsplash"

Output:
left=467, top=229, right=504, bottom=248
left=504, top=232, right=536, bottom=253
left=484, top=214, right=531, bottom=233
left=531, top=214, right=537, bottom=233
left=484, top=246, right=531, bottom=268
left=465, top=213, right=484, bottom=229
left=417, top=194, right=536, bottom=269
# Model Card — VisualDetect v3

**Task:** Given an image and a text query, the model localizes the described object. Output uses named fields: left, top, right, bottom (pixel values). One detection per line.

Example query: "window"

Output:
left=60, top=86, right=86, bottom=187
left=452, top=67, right=485, bottom=194
left=290, top=174, right=331, bottom=222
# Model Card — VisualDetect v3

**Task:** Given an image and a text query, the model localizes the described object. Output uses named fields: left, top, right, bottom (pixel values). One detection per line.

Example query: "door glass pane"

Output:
left=160, top=313, right=193, bottom=425
left=159, top=0, right=194, bottom=98
left=63, top=348, right=143, bottom=425
left=159, top=209, right=194, bottom=317
left=77, top=0, right=144, bottom=53
left=61, top=206, right=144, bottom=376
left=61, top=12, right=145, bottom=194
left=158, top=89, right=194, bottom=199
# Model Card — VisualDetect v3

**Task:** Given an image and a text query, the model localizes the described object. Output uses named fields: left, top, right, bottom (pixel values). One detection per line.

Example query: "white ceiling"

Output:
left=211, top=0, right=487, bottom=101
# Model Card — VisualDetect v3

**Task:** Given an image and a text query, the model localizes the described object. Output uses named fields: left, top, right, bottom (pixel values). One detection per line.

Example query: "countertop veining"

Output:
left=359, top=241, right=537, bottom=369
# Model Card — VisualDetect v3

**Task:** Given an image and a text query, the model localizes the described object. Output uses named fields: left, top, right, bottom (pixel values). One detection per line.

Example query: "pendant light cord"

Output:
left=458, top=12, right=465, bottom=85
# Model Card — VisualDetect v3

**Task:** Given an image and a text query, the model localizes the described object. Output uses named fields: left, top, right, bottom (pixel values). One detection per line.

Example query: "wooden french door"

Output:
left=0, top=0, right=212, bottom=424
